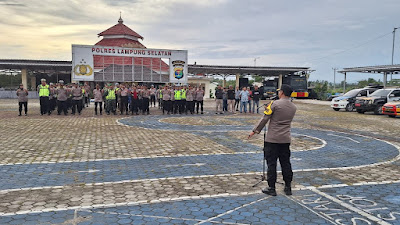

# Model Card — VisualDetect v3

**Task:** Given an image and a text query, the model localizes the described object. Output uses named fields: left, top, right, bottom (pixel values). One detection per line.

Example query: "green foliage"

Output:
left=356, top=78, right=382, bottom=88
left=0, top=74, right=22, bottom=89
left=311, top=80, right=328, bottom=100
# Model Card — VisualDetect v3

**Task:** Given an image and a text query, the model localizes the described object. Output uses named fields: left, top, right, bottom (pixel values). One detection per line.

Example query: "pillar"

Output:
left=223, top=75, right=226, bottom=88
left=235, top=73, right=240, bottom=88
left=384, top=72, right=387, bottom=88
left=278, top=74, right=283, bottom=89
left=21, top=68, right=28, bottom=90
left=205, top=82, right=210, bottom=99
left=31, top=76, right=36, bottom=91
left=343, top=72, right=347, bottom=91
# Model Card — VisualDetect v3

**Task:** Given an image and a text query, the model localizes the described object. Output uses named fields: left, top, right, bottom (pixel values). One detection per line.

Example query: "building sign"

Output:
left=72, top=45, right=188, bottom=84
left=72, top=46, right=94, bottom=81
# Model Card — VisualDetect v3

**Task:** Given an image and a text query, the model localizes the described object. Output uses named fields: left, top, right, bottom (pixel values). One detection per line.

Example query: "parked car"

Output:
left=382, top=101, right=400, bottom=117
left=355, top=88, right=400, bottom=114
left=331, top=86, right=381, bottom=111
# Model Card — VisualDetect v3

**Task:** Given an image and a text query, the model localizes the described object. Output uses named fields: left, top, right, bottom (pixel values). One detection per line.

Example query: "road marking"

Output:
left=196, top=196, right=270, bottom=225
left=48, top=169, right=100, bottom=175
left=309, top=188, right=391, bottom=225
left=0, top=191, right=261, bottom=217
left=285, top=195, right=337, bottom=224
left=304, top=179, right=400, bottom=190
left=327, top=133, right=360, bottom=143
left=164, top=163, right=206, bottom=168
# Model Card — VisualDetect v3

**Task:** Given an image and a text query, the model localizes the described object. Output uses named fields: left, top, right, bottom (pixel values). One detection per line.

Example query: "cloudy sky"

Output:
left=1, top=0, right=400, bottom=82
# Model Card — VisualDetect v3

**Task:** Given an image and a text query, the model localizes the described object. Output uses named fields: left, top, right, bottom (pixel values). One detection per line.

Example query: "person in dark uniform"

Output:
left=38, top=78, right=50, bottom=115
left=16, top=84, right=28, bottom=116
left=71, top=83, right=83, bottom=115
left=248, top=84, right=297, bottom=196
left=56, top=80, right=69, bottom=115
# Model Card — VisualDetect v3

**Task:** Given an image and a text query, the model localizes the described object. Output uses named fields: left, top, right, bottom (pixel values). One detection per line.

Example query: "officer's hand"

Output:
left=248, top=132, right=255, bottom=139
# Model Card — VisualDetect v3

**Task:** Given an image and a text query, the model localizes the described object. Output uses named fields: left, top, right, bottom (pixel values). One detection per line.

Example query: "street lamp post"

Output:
left=391, top=27, right=400, bottom=82
left=332, top=68, right=337, bottom=91
left=254, top=57, right=260, bottom=67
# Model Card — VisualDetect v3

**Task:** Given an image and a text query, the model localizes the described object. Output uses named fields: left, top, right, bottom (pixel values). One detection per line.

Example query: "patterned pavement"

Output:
left=0, top=99, right=400, bottom=224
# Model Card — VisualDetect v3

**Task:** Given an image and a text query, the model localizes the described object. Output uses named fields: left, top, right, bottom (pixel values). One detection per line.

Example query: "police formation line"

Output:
left=16, top=79, right=206, bottom=116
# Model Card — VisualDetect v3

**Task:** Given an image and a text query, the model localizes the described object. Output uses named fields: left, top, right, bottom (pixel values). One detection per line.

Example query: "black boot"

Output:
left=262, top=187, right=277, bottom=196
left=284, top=186, right=292, bottom=196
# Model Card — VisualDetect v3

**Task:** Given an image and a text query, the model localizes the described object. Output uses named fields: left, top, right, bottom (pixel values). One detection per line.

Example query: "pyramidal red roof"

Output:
left=98, top=17, right=143, bottom=40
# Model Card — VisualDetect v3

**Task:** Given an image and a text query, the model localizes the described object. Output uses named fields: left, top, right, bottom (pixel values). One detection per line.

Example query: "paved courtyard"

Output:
left=0, top=99, right=400, bottom=224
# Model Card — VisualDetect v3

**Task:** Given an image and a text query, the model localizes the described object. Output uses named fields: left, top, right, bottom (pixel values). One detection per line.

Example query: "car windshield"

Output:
left=343, top=89, right=361, bottom=97
left=370, top=89, right=391, bottom=97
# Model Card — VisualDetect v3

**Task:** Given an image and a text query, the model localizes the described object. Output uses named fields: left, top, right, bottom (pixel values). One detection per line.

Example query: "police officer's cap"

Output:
left=40, top=78, right=46, bottom=82
left=278, top=84, right=293, bottom=97
left=59, top=80, right=64, bottom=84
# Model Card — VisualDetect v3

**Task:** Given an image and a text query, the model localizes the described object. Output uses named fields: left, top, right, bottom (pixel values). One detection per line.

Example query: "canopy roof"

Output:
left=339, top=64, right=400, bottom=74
left=188, top=64, right=311, bottom=76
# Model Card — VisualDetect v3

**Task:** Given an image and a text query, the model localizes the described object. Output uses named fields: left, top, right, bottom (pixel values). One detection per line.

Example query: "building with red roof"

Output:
left=93, top=16, right=169, bottom=83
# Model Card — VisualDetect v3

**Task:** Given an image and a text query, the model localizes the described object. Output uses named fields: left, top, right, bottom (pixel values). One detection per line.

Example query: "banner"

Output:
left=72, top=46, right=94, bottom=81
left=72, top=45, right=188, bottom=83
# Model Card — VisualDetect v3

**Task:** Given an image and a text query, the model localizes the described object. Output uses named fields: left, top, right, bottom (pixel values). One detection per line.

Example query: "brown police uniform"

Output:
left=252, top=98, right=297, bottom=188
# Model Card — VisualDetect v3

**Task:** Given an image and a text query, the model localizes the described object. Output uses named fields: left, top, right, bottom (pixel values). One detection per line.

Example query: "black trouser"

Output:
left=120, top=96, right=128, bottom=114
left=142, top=98, right=150, bottom=113
left=18, top=102, right=27, bottom=115
left=95, top=102, right=103, bottom=114
left=40, top=96, right=49, bottom=115
left=130, top=99, right=140, bottom=114
left=67, top=98, right=72, bottom=110
left=158, top=98, right=163, bottom=109
left=180, top=100, right=186, bottom=114
left=50, top=98, right=56, bottom=111
left=72, top=99, right=82, bottom=114
left=186, top=101, right=194, bottom=114
left=264, top=142, right=293, bottom=188
left=196, top=100, right=204, bottom=113
left=57, top=100, right=67, bottom=115
left=173, top=100, right=180, bottom=114
left=163, top=100, right=171, bottom=114
left=150, top=95, right=156, bottom=107
left=235, top=99, right=240, bottom=110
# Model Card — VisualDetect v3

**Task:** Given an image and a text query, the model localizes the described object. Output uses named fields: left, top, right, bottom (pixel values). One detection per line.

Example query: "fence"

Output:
left=0, top=91, right=39, bottom=99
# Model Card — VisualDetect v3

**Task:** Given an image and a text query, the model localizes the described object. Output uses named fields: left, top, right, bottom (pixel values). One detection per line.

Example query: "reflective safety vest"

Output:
left=38, top=84, right=50, bottom=97
left=159, top=89, right=163, bottom=98
left=174, top=90, right=182, bottom=100
left=181, top=89, right=186, bottom=99
left=106, top=89, right=116, bottom=100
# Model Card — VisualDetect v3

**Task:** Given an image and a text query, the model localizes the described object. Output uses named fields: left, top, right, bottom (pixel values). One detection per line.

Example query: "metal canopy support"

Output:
left=344, top=72, right=347, bottom=91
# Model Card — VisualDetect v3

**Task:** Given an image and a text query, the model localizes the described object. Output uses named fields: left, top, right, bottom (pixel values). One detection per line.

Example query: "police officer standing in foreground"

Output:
left=248, top=84, right=297, bottom=196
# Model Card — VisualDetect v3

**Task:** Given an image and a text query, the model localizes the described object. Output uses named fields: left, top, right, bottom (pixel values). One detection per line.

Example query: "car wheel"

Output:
left=333, top=108, right=340, bottom=111
left=345, top=103, right=354, bottom=112
left=356, top=109, right=364, bottom=114
left=374, top=104, right=384, bottom=115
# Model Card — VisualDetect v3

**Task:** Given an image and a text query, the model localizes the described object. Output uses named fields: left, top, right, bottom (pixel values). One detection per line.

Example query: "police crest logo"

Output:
left=172, top=60, right=185, bottom=79
left=73, top=59, right=93, bottom=76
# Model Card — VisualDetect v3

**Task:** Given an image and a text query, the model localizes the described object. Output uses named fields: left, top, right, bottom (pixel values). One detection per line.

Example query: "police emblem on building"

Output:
left=73, top=59, right=93, bottom=76
left=172, top=60, right=185, bottom=80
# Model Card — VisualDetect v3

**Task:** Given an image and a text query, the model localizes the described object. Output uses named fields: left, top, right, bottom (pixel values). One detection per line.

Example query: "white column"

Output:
left=278, top=74, right=283, bottom=89
left=21, top=68, right=28, bottom=90
left=235, top=73, right=240, bottom=88
left=384, top=72, right=387, bottom=88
